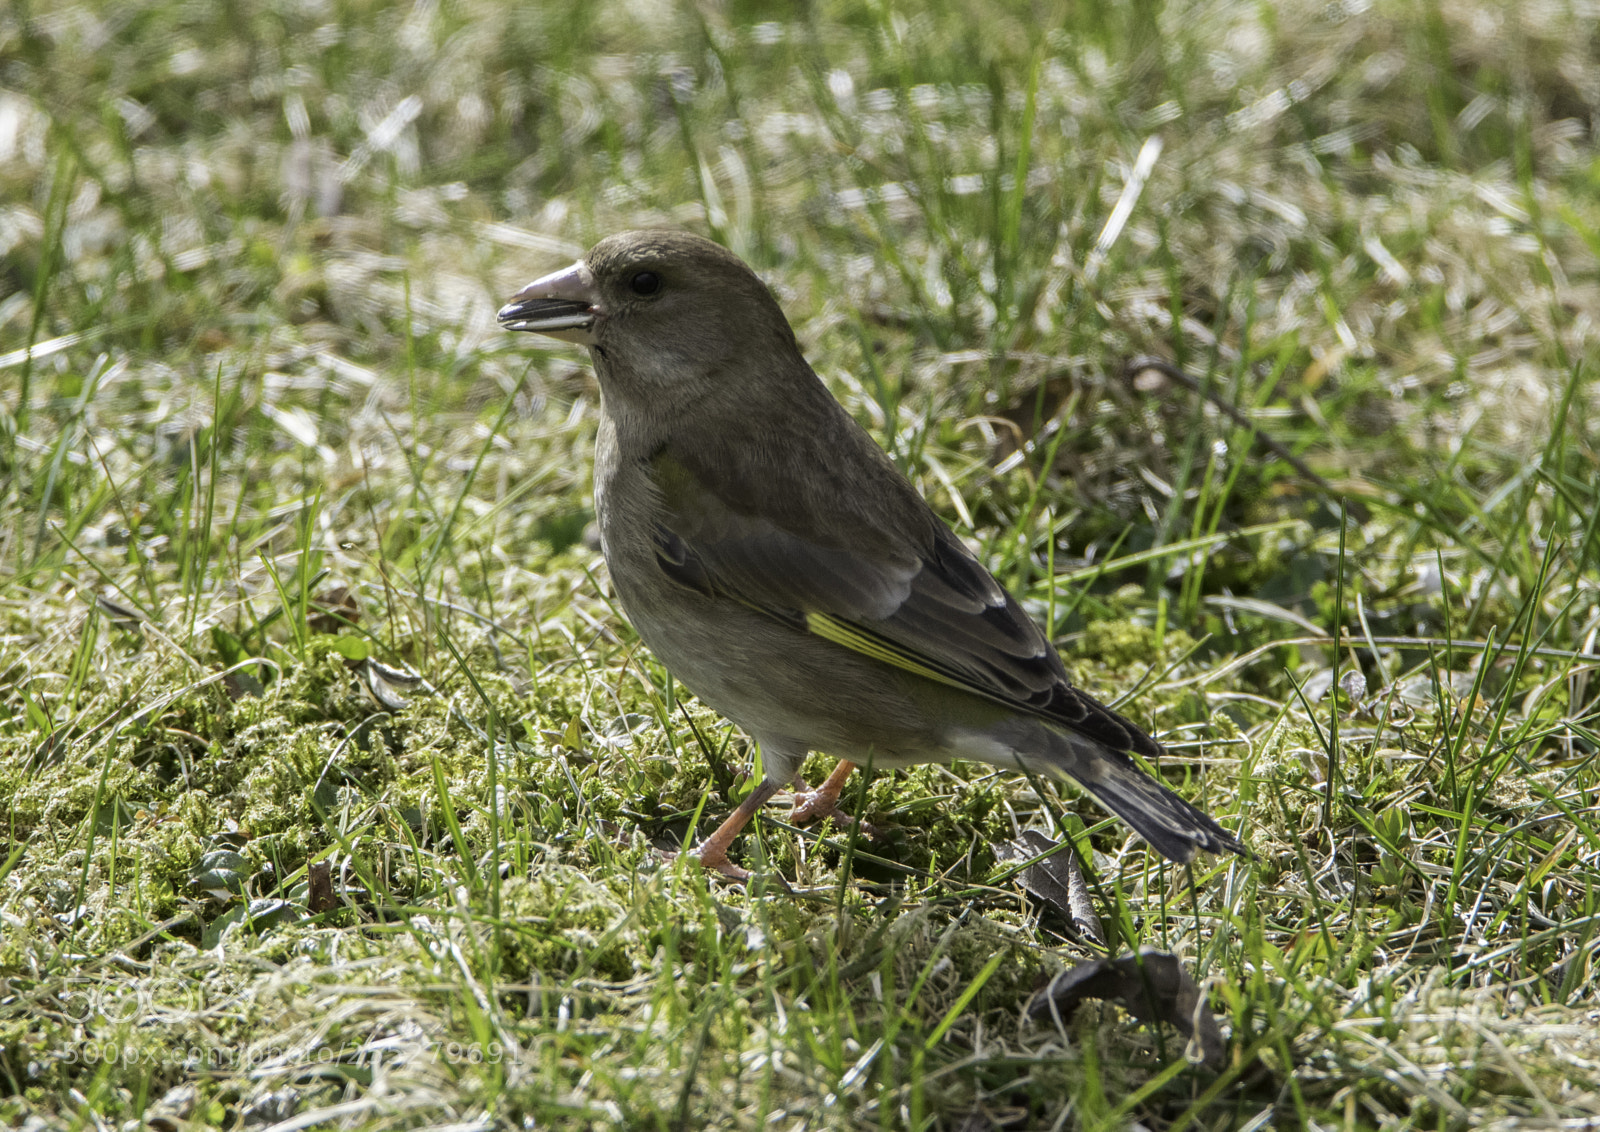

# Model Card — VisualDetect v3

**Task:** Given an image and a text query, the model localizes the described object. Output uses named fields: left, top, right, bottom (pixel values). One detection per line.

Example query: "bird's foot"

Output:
left=790, top=789, right=868, bottom=829
left=790, top=761, right=882, bottom=840
left=693, top=842, right=752, bottom=883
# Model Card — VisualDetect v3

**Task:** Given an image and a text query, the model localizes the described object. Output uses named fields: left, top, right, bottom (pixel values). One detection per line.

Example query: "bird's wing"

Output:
left=648, top=446, right=1161, bottom=759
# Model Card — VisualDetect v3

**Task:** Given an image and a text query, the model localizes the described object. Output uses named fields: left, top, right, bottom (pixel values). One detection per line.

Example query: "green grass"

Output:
left=3, top=0, right=1599, bottom=1127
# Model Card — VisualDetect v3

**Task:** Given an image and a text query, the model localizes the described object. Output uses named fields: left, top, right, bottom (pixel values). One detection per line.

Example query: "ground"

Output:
left=2, top=0, right=1599, bottom=1128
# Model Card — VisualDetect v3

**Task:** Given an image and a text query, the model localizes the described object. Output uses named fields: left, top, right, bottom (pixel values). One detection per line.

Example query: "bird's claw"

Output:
left=790, top=790, right=883, bottom=841
left=693, top=843, right=752, bottom=883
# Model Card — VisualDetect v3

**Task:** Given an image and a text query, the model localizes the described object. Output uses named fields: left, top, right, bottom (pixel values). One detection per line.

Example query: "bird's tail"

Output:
left=1029, top=724, right=1247, bottom=864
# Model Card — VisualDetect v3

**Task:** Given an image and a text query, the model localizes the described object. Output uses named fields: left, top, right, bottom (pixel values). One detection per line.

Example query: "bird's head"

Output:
left=498, top=230, right=799, bottom=406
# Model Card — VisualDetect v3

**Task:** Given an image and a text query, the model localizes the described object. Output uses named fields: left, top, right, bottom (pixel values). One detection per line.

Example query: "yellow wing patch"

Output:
left=803, top=611, right=970, bottom=691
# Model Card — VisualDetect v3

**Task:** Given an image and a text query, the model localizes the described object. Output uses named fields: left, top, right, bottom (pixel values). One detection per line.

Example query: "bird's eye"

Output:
left=630, top=271, right=661, bottom=296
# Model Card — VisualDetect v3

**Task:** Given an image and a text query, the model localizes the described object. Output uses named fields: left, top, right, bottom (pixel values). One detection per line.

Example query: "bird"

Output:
left=498, top=230, right=1246, bottom=879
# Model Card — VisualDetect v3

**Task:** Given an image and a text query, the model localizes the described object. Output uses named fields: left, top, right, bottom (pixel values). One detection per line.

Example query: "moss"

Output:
left=1075, top=618, right=1199, bottom=673
left=0, top=1017, right=74, bottom=1097
left=497, top=866, right=639, bottom=983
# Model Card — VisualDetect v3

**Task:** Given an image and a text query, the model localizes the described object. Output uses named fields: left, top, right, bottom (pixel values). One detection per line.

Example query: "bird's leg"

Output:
left=695, top=777, right=782, bottom=881
left=790, top=761, right=881, bottom=839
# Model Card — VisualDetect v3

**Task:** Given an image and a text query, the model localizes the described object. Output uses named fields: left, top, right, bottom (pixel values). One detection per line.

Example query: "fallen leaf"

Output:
left=995, top=830, right=1105, bottom=945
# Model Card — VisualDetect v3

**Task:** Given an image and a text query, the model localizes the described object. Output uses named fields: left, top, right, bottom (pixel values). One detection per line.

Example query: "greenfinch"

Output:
left=500, top=230, right=1245, bottom=878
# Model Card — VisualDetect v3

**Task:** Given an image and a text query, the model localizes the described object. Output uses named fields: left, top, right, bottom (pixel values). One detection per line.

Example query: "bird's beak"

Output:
left=497, top=261, right=599, bottom=345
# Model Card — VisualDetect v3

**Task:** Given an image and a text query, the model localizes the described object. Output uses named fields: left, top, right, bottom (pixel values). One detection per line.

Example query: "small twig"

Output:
left=1123, top=356, right=1371, bottom=524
